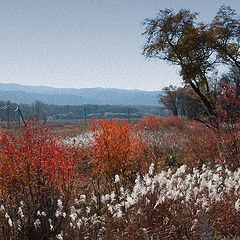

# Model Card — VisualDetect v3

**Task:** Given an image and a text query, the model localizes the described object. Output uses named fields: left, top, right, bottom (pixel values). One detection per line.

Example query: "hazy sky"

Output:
left=0, top=0, right=239, bottom=91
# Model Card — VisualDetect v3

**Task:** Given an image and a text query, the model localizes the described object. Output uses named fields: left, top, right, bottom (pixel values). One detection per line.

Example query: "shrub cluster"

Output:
left=139, top=114, right=240, bottom=170
left=0, top=112, right=240, bottom=239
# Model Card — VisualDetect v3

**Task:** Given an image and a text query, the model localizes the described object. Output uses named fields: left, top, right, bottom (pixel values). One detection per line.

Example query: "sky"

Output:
left=0, top=0, right=239, bottom=91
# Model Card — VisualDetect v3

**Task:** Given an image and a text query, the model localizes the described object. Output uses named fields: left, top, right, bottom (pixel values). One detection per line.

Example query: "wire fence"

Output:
left=0, top=104, right=168, bottom=129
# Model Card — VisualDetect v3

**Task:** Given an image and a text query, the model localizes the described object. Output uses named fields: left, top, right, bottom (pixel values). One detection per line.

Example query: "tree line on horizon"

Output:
left=0, top=100, right=165, bottom=126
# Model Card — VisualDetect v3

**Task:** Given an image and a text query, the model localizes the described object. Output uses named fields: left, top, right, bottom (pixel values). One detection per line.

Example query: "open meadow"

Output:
left=0, top=115, right=240, bottom=240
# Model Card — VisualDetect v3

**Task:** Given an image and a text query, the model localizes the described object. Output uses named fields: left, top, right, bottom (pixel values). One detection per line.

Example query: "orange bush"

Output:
left=138, top=116, right=162, bottom=131
left=139, top=116, right=188, bottom=131
left=87, top=117, right=155, bottom=183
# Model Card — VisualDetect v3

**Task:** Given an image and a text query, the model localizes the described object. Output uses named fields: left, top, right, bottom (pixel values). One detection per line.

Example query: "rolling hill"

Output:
left=0, top=83, right=162, bottom=106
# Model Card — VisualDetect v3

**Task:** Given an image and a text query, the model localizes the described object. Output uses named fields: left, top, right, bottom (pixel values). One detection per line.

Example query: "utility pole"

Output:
left=33, top=102, right=35, bottom=116
left=84, top=106, right=87, bottom=126
left=15, top=106, right=21, bottom=127
left=15, top=106, right=26, bottom=127
left=128, top=108, right=130, bottom=125
left=7, top=103, right=10, bottom=129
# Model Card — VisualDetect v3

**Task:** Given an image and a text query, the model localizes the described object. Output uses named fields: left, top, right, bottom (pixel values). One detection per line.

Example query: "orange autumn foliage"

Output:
left=0, top=118, right=78, bottom=198
left=139, top=116, right=187, bottom=131
left=87, top=117, right=155, bottom=182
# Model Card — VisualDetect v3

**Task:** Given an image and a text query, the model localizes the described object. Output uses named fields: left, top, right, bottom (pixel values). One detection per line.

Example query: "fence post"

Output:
left=15, top=106, right=27, bottom=127
left=84, top=106, right=87, bottom=126
left=7, top=103, right=10, bottom=129
left=128, top=108, right=130, bottom=125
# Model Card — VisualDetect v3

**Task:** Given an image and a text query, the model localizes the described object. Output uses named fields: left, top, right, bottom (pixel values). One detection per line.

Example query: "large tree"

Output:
left=210, top=6, right=240, bottom=68
left=143, top=6, right=240, bottom=122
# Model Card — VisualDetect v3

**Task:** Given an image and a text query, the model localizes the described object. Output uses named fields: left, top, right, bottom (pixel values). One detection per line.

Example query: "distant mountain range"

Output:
left=0, top=83, right=162, bottom=106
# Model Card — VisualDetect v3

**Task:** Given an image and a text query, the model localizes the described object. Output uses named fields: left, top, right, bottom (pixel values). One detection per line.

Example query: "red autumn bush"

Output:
left=212, top=81, right=240, bottom=168
left=138, top=116, right=162, bottom=131
left=0, top=118, right=78, bottom=197
left=87, top=117, right=156, bottom=184
left=0, top=118, right=80, bottom=239
left=181, top=128, right=219, bottom=168
left=216, top=81, right=240, bottom=124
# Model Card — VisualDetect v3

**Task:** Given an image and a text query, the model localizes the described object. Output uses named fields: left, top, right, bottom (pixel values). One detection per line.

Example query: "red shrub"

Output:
left=0, top=118, right=82, bottom=239
left=0, top=118, right=80, bottom=200
left=138, top=116, right=162, bottom=131
left=212, top=82, right=240, bottom=168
